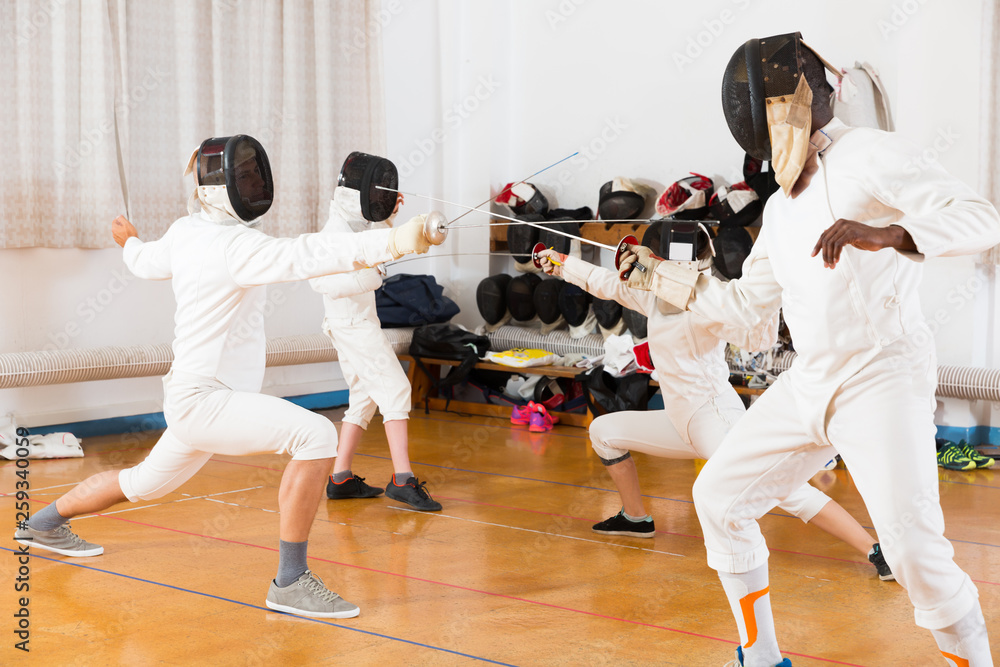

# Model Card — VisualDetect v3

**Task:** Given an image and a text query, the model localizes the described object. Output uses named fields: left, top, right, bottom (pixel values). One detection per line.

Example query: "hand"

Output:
left=536, top=248, right=566, bottom=276
left=618, top=245, right=662, bottom=290
left=388, top=214, right=432, bottom=259
left=811, top=220, right=915, bottom=268
left=112, top=215, right=138, bottom=248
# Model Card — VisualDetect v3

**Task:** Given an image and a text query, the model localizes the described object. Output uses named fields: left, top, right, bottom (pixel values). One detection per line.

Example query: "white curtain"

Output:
left=0, top=0, right=385, bottom=248
left=982, top=0, right=1000, bottom=265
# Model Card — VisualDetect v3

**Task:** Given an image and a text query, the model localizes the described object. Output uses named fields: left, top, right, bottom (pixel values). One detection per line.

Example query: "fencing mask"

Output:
left=708, top=184, right=762, bottom=228
left=533, top=278, right=567, bottom=334
left=598, top=178, right=646, bottom=221
left=593, top=297, right=626, bottom=339
left=508, top=214, right=543, bottom=273
left=655, top=173, right=714, bottom=219
left=477, top=274, right=513, bottom=331
left=713, top=226, right=755, bottom=280
left=559, top=283, right=596, bottom=339
left=623, top=308, right=648, bottom=340
left=538, top=218, right=582, bottom=263
left=186, top=135, right=273, bottom=225
left=721, top=32, right=839, bottom=196
left=506, top=273, right=543, bottom=322
left=338, top=152, right=399, bottom=222
left=496, top=182, right=549, bottom=216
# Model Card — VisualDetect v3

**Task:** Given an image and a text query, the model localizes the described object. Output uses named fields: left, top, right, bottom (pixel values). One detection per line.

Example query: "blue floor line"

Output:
left=0, top=547, right=517, bottom=666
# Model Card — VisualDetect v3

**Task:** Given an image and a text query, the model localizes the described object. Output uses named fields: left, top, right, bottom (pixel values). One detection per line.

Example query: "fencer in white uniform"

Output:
left=621, top=36, right=1000, bottom=665
left=14, top=135, right=436, bottom=620
left=310, top=175, right=441, bottom=511
left=538, top=250, right=886, bottom=572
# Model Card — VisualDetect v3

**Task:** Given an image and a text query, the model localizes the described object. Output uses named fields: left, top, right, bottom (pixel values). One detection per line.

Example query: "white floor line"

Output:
left=25, top=482, right=78, bottom=492
left=386, top=506, right=685, bottom=558
left=75, top=486, right=265, bottom=519
left=203, top=497, right=278, bottom=513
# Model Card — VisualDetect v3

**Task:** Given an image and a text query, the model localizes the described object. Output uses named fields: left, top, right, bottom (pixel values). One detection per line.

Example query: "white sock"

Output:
left=718, top=565, right=782, bottom=667
left=930, top=603, right=992, bottom=666
left=622, top=510, right=650, bottom=522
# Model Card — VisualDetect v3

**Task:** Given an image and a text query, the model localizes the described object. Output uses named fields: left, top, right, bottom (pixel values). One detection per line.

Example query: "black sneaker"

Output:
left=326, top=474, right=384, bottom=499
left=385, top=476, right=442, bottom=512
left=592, top=510, right=655, bottom=538
left=868, top=543, right=895, bottom=581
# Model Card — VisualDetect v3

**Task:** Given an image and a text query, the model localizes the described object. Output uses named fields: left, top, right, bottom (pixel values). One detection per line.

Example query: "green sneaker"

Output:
left=937, top=443, right=976, bottom=471
left=958, top=441, right=995, bottom=469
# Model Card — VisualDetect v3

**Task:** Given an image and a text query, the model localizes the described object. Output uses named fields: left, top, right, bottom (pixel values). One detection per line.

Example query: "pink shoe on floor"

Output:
left=511, top=402, right=535, bottom=425
left=529, top=404, right=556, bottom=433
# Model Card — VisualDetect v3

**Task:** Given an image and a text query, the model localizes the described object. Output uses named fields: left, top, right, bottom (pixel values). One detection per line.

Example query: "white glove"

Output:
left=388, top=214, right=431, bottom=259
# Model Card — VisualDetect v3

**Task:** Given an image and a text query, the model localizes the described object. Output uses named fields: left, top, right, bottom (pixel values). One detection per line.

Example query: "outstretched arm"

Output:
left=117, top=216, right=173, bottom=281
left=542, top=251, right=657, bottom=315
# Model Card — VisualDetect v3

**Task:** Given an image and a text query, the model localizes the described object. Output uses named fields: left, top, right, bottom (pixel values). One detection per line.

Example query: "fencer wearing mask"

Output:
left=620, top=34, right=1000, bottom=666
left=310, top=152, right=441, bottom=511
left=535, top=224, right=890, bottom=578
left=14, top=135, right=436, bottom=620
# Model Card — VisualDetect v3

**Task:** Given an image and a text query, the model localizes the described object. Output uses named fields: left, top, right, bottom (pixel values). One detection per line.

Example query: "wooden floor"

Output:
left=2, top=408, right=998, bottom=665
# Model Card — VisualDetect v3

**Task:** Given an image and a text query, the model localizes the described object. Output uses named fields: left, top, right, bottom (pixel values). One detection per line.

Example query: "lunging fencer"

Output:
left=619, top=34, right=1000, bottom=666
left=536, top=232, right=891, bottom=579
left=14, top=135, right=440, bottom=619
left=311, top=152, right=441, bottom=511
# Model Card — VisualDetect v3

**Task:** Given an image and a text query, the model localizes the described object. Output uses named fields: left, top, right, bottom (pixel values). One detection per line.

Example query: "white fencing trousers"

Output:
left=692, top=351, right=979, bottom=630
left=323, top=313, right=411, bottom=430
left=590, top=387, right=831, bottom=523
left=119, top=375, right=339, bottom=502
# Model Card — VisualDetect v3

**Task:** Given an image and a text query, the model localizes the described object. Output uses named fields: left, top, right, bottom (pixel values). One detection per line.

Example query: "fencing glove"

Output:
left=389, top=214, right=432, bottom=259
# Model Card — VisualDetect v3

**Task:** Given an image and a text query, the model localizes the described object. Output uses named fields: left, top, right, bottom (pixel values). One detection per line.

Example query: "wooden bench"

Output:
left=399, top=354, right=765, bottom=428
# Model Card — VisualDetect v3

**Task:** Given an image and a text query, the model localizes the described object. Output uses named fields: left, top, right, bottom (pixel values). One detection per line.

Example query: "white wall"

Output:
left=2, top=0, right=996, bottom=433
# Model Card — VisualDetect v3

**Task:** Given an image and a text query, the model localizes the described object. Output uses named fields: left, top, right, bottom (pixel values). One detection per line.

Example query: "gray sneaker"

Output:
left=265, top=570, right=360, bottom=619
left=14, top=523, right=103, bottom=557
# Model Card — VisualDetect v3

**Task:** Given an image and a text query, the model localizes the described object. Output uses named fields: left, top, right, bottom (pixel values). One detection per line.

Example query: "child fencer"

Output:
left=621, top=35, right=1000, bottom=666
left=536, top=244, right=891, bottom=579
left=310, top=152, right=441, bottom=511
left=14, top=136, right=439, bottom=619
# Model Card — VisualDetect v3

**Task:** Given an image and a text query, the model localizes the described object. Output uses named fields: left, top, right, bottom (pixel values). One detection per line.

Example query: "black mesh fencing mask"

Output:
left=506, top=273, right=542, bottom=321
left=196, top=135, right=273, bottom=223
left=534, top=278, right=567, bottom=333
left=508, top=214, right=542, bottom=265
left=708, top=185, right=762, bottom=228
left=593, top=297, right=623, bottom=332
left=623, top=308, right=648, bottom=340
left=722, top=32, right=814, bottom=161
left=641, top=219, right=664, bottom=257
left=713, top=226, right=754, bottom=279
left=338, top=152, right=399, bottom=222
left=538, top=218, right=580, bottom=256
left=598, top=181, right=645, bottom=220
left=558, top=283, right=592, bottom=327
left=476, top=274, right=512, bottom=326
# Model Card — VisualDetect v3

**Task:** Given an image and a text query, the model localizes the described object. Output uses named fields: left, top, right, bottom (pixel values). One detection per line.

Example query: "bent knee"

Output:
left=289, top=413, right=339, bottom=460
left=589, top=415, right=624, bottom=460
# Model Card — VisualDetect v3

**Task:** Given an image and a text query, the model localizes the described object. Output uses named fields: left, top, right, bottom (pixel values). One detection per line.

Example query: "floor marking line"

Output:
left=30, top=511, right=870, bottom=663
left=0, top=547, right=517, bottom=667
left=73, top=486, right=265, bottom=520
left=385, top=506, right=685, bottom=557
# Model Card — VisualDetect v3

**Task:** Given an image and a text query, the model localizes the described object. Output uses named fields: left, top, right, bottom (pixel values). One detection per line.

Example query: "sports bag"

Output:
left=375, top=274, right=460, bottom=328
left=409, top=324, right=490, bottom=409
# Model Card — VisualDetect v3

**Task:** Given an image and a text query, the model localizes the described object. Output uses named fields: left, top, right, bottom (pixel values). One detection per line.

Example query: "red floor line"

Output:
left=50, top=509, right=863, bottom=666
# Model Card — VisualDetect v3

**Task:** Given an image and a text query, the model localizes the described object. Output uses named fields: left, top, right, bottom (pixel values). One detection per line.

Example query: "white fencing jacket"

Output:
left=654, top=118, right=1000, bottom=443
left=562, top=256, right=777, bottom=442
left=309, top=187, right=388, bottom=325
left=123, top=211, right=393, bottom=393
